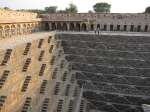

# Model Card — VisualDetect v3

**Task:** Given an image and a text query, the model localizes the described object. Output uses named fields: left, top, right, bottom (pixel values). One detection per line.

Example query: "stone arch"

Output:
left=17, top=24, right=21, bottom=35
left=52, top=23, right=56, bottom=31
left=76, top=23, right=80, bottom=31
left=0, top=26, right=3, bottom=38
left=70, top=23, right=74, bottom=31
left=11, top=25, right=16, bottom=36
left=4, top=25, right=10, bottom=37
left=45, top=23, right=49, bottom=31
left=57, top=23, right=61, bottom=30
left=62, top=23, right=67, bottom=31
left=27, top=24, right=30, bottom=33
left=22, top=24, right=26, bottom=34
left=82, top=23, right=86, bottom=31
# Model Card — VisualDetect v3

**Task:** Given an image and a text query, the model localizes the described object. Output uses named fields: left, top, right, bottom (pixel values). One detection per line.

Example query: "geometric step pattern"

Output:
left=21, top=97, right=32, bottom=112
left=39, top=64, right=46, bottom=76
left=21, top=76, right=31, bottom=92
left=23, top=43, right=31, bottom=55
left=1, top=49, right=12, bottom=66
left=49, top=45, right=54, bottom=53
left=57, top=34, right=150, bottom=112
left=0, top=96, right=7, bottom=110
left=48, top=36, right=52, bottom=43
left=0, top=70, right=10, bottom=89
left=56, top=99, right=63, bottom=112
left=39, top=80, right=47, bottom=94
left=38, top=39, right=44, bottom=48
left=22, top=58, right=31, bottom=72
left=38, top=50, right=45, bottom=61
left=41, top=98, right=49, bottom=112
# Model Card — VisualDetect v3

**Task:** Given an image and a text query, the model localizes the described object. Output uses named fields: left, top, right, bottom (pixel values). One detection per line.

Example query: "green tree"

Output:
left=57, top=10, right=66, bottom=13
left=45, top=6, right=57, bottom=13
left=65, top=2, right=78, bottom=13
left=88, top=10, right=93, bottom=13
left=145, top=6, right=150, bottom=13
left=4, top=7, right=10, bottom=10
left=93, top=2, right=111, bottom=13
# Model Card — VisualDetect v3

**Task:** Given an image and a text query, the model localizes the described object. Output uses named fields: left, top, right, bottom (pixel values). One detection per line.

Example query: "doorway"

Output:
left=45, top=23, right=49, bottom=31
left=110, top=25, right=113, bottom=31
left=130, top=25, right=134, bottom=32
left=117, top=25, right=120, bottom=31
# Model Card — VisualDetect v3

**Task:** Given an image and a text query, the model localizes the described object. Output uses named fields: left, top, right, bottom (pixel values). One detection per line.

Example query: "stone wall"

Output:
left=41, top=13, right=150, bottom=32
left=0, top=9, right=37, bottom=19
left=40, top=13, right=150, bottom=20
left=0, top=32, right=83, bottom=112
left=0, top=33, right=55, bottom=111
left=0, top=22, right=42, bottom=39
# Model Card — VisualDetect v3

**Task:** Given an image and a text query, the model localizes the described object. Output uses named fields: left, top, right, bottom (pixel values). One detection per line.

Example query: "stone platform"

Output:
left=0, top=32, right=150, bottom=112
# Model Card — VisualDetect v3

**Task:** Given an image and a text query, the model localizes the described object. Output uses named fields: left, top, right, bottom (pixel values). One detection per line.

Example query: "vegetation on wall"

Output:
left=20, top=9, right=45, bottom=14
left=19, top=2, right=78, bottom=14
left=88, top=10, right=94, bottom=13
left=45, top=6, right=58, bottom=13
left=3, top=7, right=10, bottom=10
left=65, top=2, right=78, bottom=13
left=145, top=6, right=150, bottom=13
left=93, top=2, right=111, bottom=13
left=4, top=3, right=149, bottom=14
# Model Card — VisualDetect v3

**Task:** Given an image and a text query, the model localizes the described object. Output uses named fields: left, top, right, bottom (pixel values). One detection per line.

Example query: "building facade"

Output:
left=0, top=9, right=150, bottom=112
left=1, top=9, right=150, bottom=39
left=40, top=13, right=150, bottom=32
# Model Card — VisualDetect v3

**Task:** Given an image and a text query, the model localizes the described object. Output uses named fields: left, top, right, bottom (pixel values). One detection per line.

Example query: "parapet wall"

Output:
left=0, top=9, right=37, bottom=19
left=40, top=13, right=150, bottom=20
left=0, top=9, right=41, bottom=23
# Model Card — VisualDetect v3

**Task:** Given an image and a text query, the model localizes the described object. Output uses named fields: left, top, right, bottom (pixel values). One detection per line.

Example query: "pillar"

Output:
left=120, top=25, right=124, bottom=31
left=73, top=23, right=76, bottom=31
left=94, top=24, right=96, bottom=30
left=113, top=25, right=117, bottom=31
left=101, top=25, right=103, bottom=31
left=127, top=25, right=130, bottom=32
left=49, top=23, right=52, bottom=31
left=61, top=23, right=63, bottom=31
left=80, top=24, right=82, bottom=32
left=2, top=30, right=5, bottom=37
left=107, top=25, right=110, bottom=31
left=56, top=23, right=57, bottom=31
left=141, top=25, right=145, bottom=32
left=67, top=23, right=70, bottom=31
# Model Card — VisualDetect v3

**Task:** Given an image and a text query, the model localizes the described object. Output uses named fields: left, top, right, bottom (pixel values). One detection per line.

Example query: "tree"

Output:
left=57, top=10, right=66, bottom=13
left=45, top=6, right=57, bottom=13
left=4, top=7, right=10, bottom=10
left=145, top=6, right=150, bottom=13
left=20, top=9, right=45, bottom=14
left=88, top=10, right=93, bottom=13
left=93, top=2, right=111, bottom=13
left=65, top=2, right=78, bottom=13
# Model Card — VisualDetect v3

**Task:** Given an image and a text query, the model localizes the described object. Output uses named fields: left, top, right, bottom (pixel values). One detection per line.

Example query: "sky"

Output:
left=0, top=0, right=150, bottom=13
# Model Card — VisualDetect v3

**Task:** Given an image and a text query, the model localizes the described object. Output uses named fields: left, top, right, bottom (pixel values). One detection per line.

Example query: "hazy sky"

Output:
left=0, top=0, right=150, bottom=13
